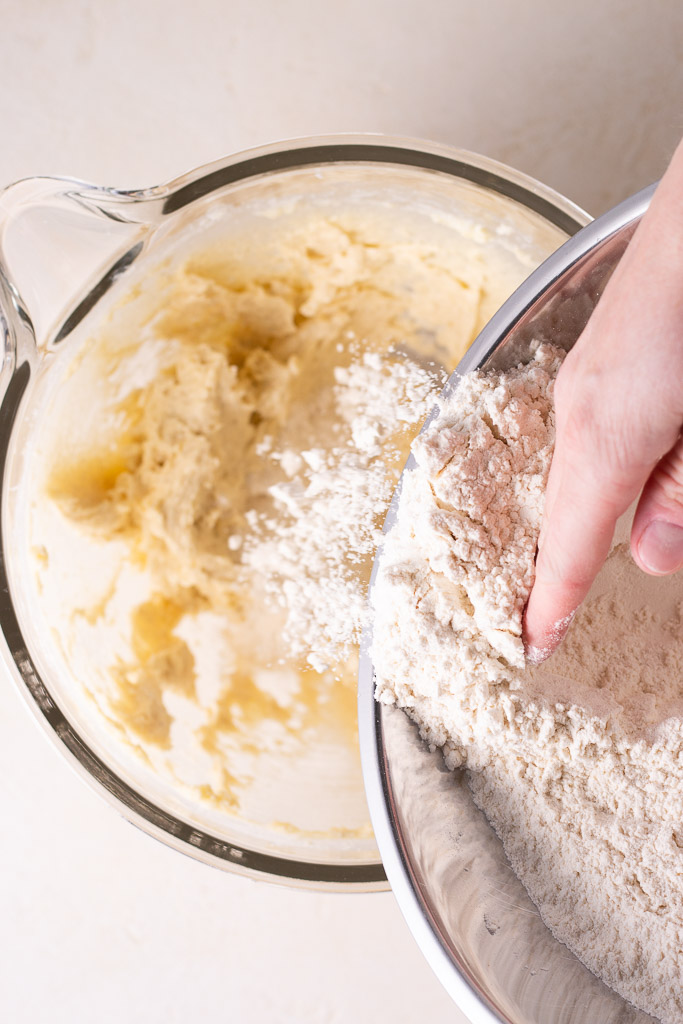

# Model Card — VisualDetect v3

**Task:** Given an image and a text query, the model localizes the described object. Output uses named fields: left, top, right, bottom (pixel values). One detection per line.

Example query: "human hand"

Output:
left=523, top=139, right=683, bottom=662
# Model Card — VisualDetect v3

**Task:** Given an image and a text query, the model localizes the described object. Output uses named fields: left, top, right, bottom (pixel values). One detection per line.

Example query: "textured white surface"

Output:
left=1, top=2, right=682, bottom=1023
left=2, top=0, right=682, bottom=212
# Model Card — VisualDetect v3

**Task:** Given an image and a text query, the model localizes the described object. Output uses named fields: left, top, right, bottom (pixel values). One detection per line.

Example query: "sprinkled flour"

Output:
left=244, top=350, right=442, bottom=672
left=372, top=343, right=683, bottom=1022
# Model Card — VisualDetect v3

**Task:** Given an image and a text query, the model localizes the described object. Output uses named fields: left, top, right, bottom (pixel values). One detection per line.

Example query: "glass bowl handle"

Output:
left=0, top=176, right=162, bottom=367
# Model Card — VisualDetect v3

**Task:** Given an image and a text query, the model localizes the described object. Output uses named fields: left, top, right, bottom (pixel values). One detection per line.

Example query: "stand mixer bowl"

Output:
left=0, top=135, right=587, bottom=890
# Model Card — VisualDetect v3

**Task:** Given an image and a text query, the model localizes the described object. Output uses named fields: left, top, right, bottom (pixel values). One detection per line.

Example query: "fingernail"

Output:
left=638, top=520, right=683, bottom=575
left=523, top=610, right=575, bottom=664
left=525, top=643, right=551, bottom=666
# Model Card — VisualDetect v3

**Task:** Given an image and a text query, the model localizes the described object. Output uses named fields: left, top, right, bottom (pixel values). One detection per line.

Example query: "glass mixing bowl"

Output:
left=359, top=184, right=657, bottom=1014
left=0, top=136, right=588, bottom=890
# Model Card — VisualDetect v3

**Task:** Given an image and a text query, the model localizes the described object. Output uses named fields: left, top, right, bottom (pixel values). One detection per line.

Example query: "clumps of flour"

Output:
left=372, top=342, right=683, bottom=1023
left=373, top=342, right=563, bottom=763
left=243, top=350, right=444, bottom=672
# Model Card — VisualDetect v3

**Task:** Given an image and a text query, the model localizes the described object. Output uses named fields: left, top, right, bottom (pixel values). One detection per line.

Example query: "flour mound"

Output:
left=372, top=342, right=683, bottom=1023
left=373, top=343, right=562, bottom=764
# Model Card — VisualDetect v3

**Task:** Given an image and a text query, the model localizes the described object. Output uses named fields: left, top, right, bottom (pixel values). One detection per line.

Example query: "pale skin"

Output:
left=523, top=138, right=683, bottom=661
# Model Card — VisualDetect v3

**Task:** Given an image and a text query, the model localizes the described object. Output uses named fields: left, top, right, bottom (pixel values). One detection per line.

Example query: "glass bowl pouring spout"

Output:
left=0, top=176, right=162, bottom=362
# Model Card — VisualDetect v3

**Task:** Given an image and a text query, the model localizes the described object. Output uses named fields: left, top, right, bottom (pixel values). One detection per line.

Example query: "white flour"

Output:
left=243, top=349, right=443, bottom=672
left=372, top=343, right=683, bottom=1022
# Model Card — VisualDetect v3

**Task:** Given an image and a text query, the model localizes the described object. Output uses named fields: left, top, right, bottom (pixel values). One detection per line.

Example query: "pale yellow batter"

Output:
left=37, top=200, right=555, bottom=831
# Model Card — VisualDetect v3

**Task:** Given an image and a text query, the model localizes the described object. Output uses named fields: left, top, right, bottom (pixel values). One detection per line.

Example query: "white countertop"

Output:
left=1, top=3, right=681, bottom=1022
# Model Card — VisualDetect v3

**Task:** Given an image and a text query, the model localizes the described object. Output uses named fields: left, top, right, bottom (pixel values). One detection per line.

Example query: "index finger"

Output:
left=523, top=138, right=683, bottom=660
left=523, top=433, right=629, bottom=660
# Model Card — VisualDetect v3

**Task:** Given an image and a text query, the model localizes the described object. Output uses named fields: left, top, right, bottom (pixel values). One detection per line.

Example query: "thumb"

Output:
left=632, top=434, right=683, bottom=575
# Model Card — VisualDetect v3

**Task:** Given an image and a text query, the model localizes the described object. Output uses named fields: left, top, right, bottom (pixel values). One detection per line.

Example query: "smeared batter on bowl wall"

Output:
left=36, top=201, right=546, bottom=836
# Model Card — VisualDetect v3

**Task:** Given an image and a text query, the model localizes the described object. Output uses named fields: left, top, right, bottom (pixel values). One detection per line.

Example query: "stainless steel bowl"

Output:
left=359, top=185, right=658, bottom=1020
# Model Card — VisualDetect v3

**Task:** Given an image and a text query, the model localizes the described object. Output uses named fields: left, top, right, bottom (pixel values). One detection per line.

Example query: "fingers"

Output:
left=523, top=311, right=659, bottom=661
left=522, top=138, right=683, bottom=662
left=523, top=412, right=634, bottom=662
left=524, top=333, right=682, bottom=660
left=632, top=433, right=683, bottom=575
left=528, top=429, right=683, bottom=663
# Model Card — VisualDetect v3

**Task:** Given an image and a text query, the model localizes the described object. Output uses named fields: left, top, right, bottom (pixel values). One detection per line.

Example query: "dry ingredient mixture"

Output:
left=33, top=201, right=541, bottom=837
left=372, top=343, right=683, bottom=1023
